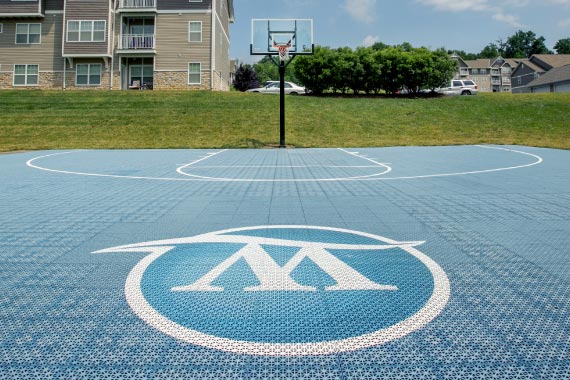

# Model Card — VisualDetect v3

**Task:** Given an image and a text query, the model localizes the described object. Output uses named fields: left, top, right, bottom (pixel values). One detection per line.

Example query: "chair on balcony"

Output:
left=129, top=80, right=141, bottom=90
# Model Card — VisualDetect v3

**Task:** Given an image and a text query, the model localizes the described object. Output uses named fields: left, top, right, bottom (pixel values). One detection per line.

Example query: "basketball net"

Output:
left=274, top=42, right=291, bottom=62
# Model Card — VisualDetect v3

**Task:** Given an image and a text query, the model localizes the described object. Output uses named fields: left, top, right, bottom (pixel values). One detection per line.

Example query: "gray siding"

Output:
left=0, top=0, right=41, bottom=14
left=511, top=64, right=539, bottom=89
left=214, top=7, right=228, bottom=82
left=216, top=0, right=229, bottom=37
left=45, top=0, right=63, bottom=11
left=63, top=0, right=110, bottom=55
left=0, top=16, right=63, bottom=71
left=154, top=13, right=210, bottom=71
left=157, top=0, right=210, bottom=11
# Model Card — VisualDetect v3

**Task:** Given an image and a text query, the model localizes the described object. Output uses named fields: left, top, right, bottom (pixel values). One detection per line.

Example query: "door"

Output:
left=129, top=64, right=153, bottom=88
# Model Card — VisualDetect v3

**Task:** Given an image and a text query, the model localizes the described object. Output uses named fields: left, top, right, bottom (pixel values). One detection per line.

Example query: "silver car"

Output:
left=247, top=81, right=306, bottom=95
left=437, top=80, right=479, bottom=96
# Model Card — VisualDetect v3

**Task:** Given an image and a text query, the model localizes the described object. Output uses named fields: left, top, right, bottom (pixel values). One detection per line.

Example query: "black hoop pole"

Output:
left=279, top=60, right=286, bottom=148
left=270, top=54, right=295, bottom=148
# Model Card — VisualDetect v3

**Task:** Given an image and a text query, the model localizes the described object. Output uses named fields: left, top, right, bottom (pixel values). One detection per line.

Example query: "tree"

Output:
left=253, top=57, right=278, bottom=85
left=448, top=50, right=478, bottom=60
left=294, top=46, right=334, bottom=95
left=232, top=64, right=259, bottom=92
left=371, top=42, right=390, bottom=51
left=554, top=38, right=570, bottom=54
left=357, top=47, right=382, bottom=94
left=502, top=30, right=551, bottom=58
left=425, top=48, right=457, bottom=91
left=376, top=47, right=408, bottom=94
left=479, top=43, right=500, bottom=59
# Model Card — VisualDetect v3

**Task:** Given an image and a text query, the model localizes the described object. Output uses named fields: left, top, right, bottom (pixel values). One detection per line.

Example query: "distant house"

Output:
left=452, top=55, right=518, bottom=92
left=527, top=64, right=570, bottom=93
left=0, top=0, right=235, bottom=90
left=511, top=55, right=570, bottom=94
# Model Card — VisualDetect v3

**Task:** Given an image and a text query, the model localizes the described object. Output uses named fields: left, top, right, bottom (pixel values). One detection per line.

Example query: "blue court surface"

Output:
left=1, top=145, right=569, bottom=379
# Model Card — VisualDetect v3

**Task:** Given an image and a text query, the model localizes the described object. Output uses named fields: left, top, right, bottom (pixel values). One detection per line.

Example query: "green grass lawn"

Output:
left=0, top=90, right=568, bottom=152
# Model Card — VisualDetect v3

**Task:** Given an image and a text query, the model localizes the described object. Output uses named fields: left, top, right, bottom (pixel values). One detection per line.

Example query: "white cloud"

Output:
left=559, top=18, right=570, bottom=28
left=362, top=35, right=380, bottom=47
left=343, top=0, right=377, bottom=23
left=493, top=12, right=525, bottom=28
left=417, top=0, right=529, bottom=28
left=415, top=0, right=490, bottom=12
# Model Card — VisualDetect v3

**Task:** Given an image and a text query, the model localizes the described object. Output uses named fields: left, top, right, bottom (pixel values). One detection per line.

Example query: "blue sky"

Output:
left=229, top=0, right=570, bottom=62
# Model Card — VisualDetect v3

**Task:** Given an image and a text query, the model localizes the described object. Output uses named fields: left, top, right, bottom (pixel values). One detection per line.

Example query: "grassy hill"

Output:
left=0, top=90, right=568, bottom=152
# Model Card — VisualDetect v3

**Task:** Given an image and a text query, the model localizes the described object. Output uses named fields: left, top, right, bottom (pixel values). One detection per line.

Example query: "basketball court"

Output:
left=1, top=145, right=569, bottom=379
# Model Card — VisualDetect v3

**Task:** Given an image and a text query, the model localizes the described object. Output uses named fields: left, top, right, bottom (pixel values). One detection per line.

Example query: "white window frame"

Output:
left=75, top=63, right=102, bottom=86
left=13, top=64, right=39, bottom=86
left=67, top=20, right=106, bottom=43
left=188, top=62, right=201, bottom=85
left=188, top=21, right=202, bottom=43
left=15, top=23, right=41, bottom=45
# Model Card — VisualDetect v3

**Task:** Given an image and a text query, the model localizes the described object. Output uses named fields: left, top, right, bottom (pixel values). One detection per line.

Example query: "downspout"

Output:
left=110, top=0, right=118, bottom=89
left=211, top=0, right=216, bottom=90
left=61, top=0, right=67, bottom=90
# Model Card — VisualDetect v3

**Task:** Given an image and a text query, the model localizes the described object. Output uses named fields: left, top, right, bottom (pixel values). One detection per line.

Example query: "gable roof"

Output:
left=527, top=64, right=570, bottom=88
left=531, top=54, right=570, bottom=70
left=464, top=59, right=491, bottom=69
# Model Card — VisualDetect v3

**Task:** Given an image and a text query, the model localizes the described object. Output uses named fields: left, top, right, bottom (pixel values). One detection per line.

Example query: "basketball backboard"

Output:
left=251, top=19, right=314, bottom=57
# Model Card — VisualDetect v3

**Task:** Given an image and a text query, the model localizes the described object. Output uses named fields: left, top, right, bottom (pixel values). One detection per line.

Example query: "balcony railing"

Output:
left=119, top=34, right=155, bottom=50
left=120, top=0, right=156, bottom=9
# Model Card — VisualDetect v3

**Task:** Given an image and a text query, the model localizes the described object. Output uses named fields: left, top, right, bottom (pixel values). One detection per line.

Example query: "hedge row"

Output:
left=293, top=45, right=458, bottom=95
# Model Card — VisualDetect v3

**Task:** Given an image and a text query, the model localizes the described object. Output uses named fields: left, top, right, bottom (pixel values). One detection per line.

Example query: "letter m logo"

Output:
left=172, top=243, right=399, bottom=293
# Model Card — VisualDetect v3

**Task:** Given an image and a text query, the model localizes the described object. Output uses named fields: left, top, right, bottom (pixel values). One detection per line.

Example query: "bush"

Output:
left=233, top=64, right=260, bottom=92
left=293, top=43, right=457, bottom=95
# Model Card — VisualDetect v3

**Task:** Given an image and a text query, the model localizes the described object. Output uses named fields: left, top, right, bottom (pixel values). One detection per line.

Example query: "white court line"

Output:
left=176, top=149, right=392, bottom=181
left=176, top=150, right=228, bottom=177
left=25, top=146, right=544, bottom=183
left=179, top=166, right=382, bottom=168
left=338, top=148, right=393, bottom=178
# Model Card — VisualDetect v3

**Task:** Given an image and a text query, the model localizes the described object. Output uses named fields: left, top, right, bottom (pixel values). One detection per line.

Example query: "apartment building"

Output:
left=452, top=55, right=518, bottom=93
left=0, top=0, right=234, bottom=90
left=511, top=54, right=570, bottom=93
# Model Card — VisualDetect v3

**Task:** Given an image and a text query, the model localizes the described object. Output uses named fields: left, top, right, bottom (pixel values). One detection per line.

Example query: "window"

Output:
left=480, top=69, right=487, bottom=75
left=76, top=64, right=101, bottom=86
left=16, top=24, right=41, bottom=44
left=13, top=64, right=39, bottom=86
left=188, top=21, right=202, bottom=42
left=471, top=69, right=479, bottom=75
left=188, top=63, right=201, bottom=85
left=67, top=21, right=105, bottom=42
left=0, top=24, right=3, bottom=34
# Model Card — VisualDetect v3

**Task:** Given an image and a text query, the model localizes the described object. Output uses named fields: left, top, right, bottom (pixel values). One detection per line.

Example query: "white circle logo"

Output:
left=95, top=226, right=450, bottom=356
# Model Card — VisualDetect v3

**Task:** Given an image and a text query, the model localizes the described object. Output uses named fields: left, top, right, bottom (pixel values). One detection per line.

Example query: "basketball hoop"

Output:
left=274, top=42, right=291, bottom=62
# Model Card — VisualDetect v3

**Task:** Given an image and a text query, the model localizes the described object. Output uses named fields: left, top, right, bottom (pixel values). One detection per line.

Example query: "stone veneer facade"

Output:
left=0, top=70, right=230, bottom=91
left=153, top=71, right=211, bottom=91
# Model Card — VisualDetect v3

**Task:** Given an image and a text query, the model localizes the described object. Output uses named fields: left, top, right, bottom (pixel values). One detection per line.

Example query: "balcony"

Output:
left=459, top=69, right=469, bottom=76
left=491, top=79, right=501, bottom=85
left=118, top=34, right=156, bottom=53
left=119, top=0, right=156, bottom=12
